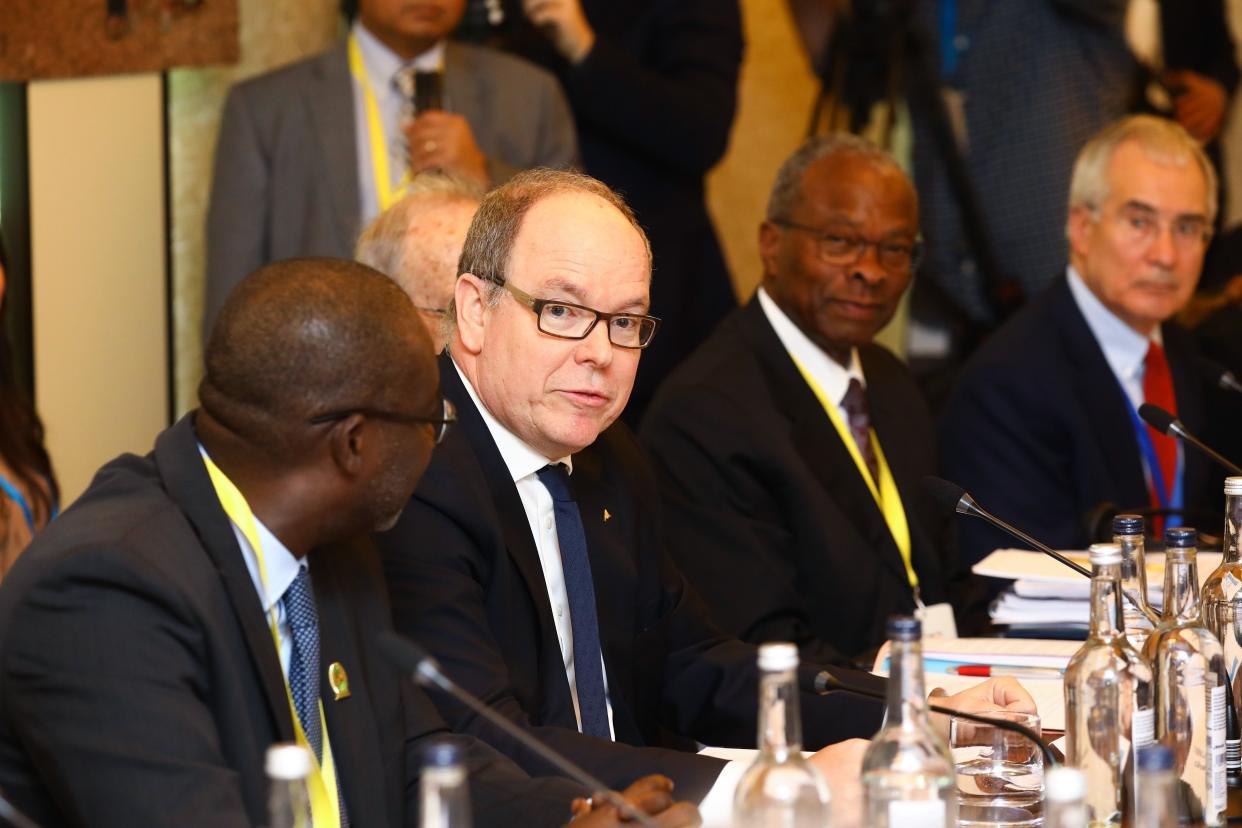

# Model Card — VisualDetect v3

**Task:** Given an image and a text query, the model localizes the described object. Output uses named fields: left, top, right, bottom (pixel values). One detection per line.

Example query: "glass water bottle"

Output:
left=1114, top=514, right=1159, bottom=651
left=1201, top=477, right=1242, bottom=786
left=266, top=742, right=313, bottom=828
left=419, top=740, right=472, bottom=828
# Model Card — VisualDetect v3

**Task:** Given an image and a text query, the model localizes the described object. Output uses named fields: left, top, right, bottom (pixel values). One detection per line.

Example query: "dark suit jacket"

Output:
left=0, top=415, right=580, bottom=827
left=204, top=39, right=578, bottom=330
left=377, top=355, right=883, bottom=802
left=487, top=0, right=745, bottom=419
left=940, top=275, right=1219, bottom=566
left=640, top=297, right=966, bottom=663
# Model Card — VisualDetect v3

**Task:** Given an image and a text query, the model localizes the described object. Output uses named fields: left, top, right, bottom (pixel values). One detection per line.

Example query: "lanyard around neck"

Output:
left=348, top=32, right=412, bottom=215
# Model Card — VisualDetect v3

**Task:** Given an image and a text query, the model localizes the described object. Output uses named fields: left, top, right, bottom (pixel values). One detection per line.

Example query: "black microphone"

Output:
left=1137, top=403, right=1242, bottom=476
left=1197, top=356, right=1242, bottom=396
left=803, top=668, right=1059, bottom=767
left=376, top=632, right=661, bottom=828
left=921, top=476, right=1091, bottom=578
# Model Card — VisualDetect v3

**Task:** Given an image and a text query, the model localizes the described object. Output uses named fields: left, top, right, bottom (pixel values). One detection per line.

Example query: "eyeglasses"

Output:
left=307, top=398, right=457, bottom=444
left=1099, top=204, right=1212, bottom=250
left=772, top=219, right=924, bottom=272
left=488, top=277, right=661, bottom=350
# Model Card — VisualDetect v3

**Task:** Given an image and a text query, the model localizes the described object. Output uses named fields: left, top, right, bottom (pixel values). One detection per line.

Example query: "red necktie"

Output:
left=1143, top=341, right=1178, bottom=520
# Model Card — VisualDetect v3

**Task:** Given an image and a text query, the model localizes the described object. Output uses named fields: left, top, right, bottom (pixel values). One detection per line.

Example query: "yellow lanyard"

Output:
left=202, top=455, right=343, bottom=828
left=347, top=32, right=412, bottom=215
left=791, top=357, right=918, bottom=590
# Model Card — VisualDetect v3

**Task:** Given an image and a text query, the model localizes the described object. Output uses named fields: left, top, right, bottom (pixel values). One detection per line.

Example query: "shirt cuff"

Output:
left=696, top=755, right=751, bottom=826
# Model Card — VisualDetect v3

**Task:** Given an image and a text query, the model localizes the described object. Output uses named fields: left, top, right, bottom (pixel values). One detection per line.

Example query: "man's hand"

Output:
left=404, top=112, right=489, bottom=187
left=568, top=775, right=702, bottom=827
left=523, top=0, right=596, bottom=64
left=1166, top=70, right=1229, bottom=143
left=926, top=676, right=1038, bottom=740
left=808, top=738, right=869, bottom=828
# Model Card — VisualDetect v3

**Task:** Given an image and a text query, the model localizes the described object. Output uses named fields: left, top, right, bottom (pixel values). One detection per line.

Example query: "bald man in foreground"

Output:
left=0, top=259, right=698, bottom=827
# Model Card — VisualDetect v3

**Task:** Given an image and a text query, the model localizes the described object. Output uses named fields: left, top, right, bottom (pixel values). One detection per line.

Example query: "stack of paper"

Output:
left=975, top=548, right=1222, bottom=630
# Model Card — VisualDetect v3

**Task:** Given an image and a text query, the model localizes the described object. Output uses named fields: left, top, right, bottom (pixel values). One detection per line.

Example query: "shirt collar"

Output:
left=452, top=358, right=574, bottom=482
left=757, top=286, right=865, bottom=404
left=1066, top=265, right=1161, bottom=386
left=352, top=19, right=445, bottom=87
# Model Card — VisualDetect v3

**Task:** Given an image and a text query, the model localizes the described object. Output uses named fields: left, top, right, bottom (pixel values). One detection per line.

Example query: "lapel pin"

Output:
left=603, top=509, right=612, bottom=523
left=328, top=662, right=351, bottom=701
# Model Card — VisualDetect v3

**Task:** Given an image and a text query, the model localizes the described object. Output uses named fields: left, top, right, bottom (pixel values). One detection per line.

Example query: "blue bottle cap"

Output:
left=1137, top=744, right=1174, bottom=772
left=1165, top=527, right=1197, bottom=548
left=1112, top=514, right=1144, bottom=536
left=887, top=615, right=921, bottom=642
left=424, top=740, right=463, bottom=768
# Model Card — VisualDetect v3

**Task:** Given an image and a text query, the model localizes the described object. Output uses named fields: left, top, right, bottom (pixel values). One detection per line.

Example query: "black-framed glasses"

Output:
left=488, top=277, right=660, bottom=350
left=772, top=219, right=924, bottom=272
left=307, top=398, right=457, bottom=444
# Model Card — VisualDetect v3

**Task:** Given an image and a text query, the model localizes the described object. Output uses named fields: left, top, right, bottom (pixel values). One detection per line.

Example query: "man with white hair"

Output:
left=356, top=173, right=482, bottom=351
left=941, top=115, right=1223, bottom=563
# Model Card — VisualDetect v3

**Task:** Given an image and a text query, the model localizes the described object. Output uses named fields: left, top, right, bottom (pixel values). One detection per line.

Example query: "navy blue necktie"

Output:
left=536, top=464, right=611, bottom=740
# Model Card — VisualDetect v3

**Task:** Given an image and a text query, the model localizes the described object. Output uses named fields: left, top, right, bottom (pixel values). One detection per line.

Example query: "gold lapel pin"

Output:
left=603, top=509, right=612, bottom=522
left=328, top=662, right=351, bottom=701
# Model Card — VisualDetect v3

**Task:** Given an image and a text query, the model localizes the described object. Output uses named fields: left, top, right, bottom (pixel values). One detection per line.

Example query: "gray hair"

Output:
left=1068, top=114, right=1217, bottom=222
left=766, top=133, right=903, bottom=221
left=354, top=172, right=484, bottom=280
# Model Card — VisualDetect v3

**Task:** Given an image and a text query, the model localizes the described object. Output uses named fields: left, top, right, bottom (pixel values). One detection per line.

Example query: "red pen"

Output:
left=948, top=665, right=1064, bottom=680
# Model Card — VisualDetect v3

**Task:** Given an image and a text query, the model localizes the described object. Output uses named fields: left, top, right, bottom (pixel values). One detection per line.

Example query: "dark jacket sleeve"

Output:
left=564, top=0, right=743, bottom=176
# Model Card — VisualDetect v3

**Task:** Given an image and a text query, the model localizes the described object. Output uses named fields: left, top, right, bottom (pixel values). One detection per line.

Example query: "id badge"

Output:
left=915, top=601, right=958, bottom=639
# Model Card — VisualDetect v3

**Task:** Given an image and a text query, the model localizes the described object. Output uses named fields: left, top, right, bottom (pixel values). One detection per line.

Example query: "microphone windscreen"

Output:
left=921, top=475, right=968, bottom=514
left=376, top=630, right=431, bottom=674
left=1137, top=403, right=1176, bottom=435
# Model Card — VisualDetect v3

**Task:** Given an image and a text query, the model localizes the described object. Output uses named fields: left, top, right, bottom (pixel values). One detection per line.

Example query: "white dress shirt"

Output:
left=757, top=286, right=867, bottom=408
left=351, top=20, right=445, bottom=224
left=1066, top=265, right=1162, bottom=411
left=452, top=361, right=749, bottom=824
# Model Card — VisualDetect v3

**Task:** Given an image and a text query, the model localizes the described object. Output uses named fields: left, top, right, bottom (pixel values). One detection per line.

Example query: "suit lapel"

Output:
left=443, top=43, right=486, bottom=139
left=1165, top=322, right=1209, bottom=504
left=306, top=45, right=363, bottom=250
left=740, top=300, right=912, bottom=586
left=154, top=415, right=296, bottom=743
left=312, top=543, right=388, bottom=828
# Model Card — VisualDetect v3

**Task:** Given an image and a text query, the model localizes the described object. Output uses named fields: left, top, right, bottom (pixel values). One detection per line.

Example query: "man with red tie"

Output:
left=941, top=115, right=1223, bottom=563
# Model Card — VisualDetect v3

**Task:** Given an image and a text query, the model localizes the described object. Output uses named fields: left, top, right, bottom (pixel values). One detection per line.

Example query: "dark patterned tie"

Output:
left=536, top=464, right=611, bottom=740
left=841, top=378, right=880, bottom=484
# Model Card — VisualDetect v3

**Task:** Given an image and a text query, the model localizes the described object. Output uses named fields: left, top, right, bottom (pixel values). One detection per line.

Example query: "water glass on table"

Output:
left=950, top=710, right=1044, bottom=826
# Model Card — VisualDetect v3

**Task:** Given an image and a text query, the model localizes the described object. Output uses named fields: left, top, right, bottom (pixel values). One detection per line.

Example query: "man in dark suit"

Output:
left=204, top=0, right=578, bottom=330
left=942, top=115, right=1223, bottom=565
left=377, top=168, right=1035, bottom=824
left=640, top=135, right=969, bottom=664
left=0, top=259, right=695, bottom=827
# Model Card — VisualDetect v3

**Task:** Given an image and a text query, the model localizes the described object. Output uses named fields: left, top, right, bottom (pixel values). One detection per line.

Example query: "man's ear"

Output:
left=455, top=273, right=490, bottom=355
left=758, top=221, right=783, bottom=283
left=1067, top=206, right=1096, bottom=262
left=326, top=414, right=367, bottom=478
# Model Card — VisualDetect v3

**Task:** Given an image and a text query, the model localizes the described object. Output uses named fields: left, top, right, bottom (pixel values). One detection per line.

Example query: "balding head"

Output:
left=200, top=258, right=436, bottom=463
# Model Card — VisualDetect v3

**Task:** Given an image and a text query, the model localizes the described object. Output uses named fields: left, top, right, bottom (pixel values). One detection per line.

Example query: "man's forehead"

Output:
left=800, top=157, right=917, bottom=223
left=1104, top=142, right=1207, bottom=210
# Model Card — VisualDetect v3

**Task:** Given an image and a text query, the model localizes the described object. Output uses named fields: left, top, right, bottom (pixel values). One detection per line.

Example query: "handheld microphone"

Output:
left=1137, top=403, right=1242, bottom=476
left=921, top=476, right=1091, bottom=578
left=803, top=668, right=1059, bottom=767
left=1197, top=356, right=1242, bottom=396
left=376, top=632, right=661, bottom=828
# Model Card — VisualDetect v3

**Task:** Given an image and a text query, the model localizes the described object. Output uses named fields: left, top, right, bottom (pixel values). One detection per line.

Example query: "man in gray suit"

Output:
left=204, top=0, right=578, bottom=330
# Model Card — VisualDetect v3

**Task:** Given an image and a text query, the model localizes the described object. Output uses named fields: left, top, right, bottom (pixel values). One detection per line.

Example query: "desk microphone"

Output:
left=376, top=632, right=661, bottom=828
left=802, top=668, right=1059, bottom=767
left=1138, top=403, right=1242, bottom=476
left=1198, top=356, right=1242, bottom=396
left=922, top=476, right=1091, bottom=578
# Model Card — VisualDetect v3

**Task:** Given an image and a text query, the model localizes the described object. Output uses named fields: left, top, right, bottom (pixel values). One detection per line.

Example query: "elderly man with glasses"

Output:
left=640, top=135, right=971, bottom=666
left=941, top=114, right=1225, bottom=566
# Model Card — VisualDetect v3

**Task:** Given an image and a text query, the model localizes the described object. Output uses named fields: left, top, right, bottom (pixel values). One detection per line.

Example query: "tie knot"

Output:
left=841, top=377, right=868, bottom=417
left=536, top=464, right=574, bottom=503
left=392, top=65, right=418, bottom=99
left=282, top=567, right=318, bottom=631
left=1146, top=339, right=1167, bottom=366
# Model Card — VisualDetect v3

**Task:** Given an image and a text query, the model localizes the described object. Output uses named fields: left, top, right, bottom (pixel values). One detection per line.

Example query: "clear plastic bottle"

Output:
left=265, top=742, right=313, bottom=828
left=1113, top=514, right=1159, bottom=652
left=1042, top=767, right=1087, bottom=828
left=1200, top=477, right=1242, bottom=787
left=1133, top=745, right=1181, bottom=828
left=419, top=740, right=472, bottom=828
left=1142, top=527, right=1227, bottom=826
left=733, top=642, right=831, bottom=827
left=861, top=616, right=955, bottom=828
left=1064, top=543, right=1155, bottom=824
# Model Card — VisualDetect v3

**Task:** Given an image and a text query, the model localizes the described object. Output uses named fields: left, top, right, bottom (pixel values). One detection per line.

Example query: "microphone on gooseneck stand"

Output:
left=1197, top=356, right=1242, bottom=396
left=376, top=632, right=662, bottom=828
left=920, top=476, right=1092, bottom=578
left=1137, top=403, right=1242, bottom=476
left=800, top=667, right=1059, bottom=767
left=0, top=789, right=42, bottom=828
